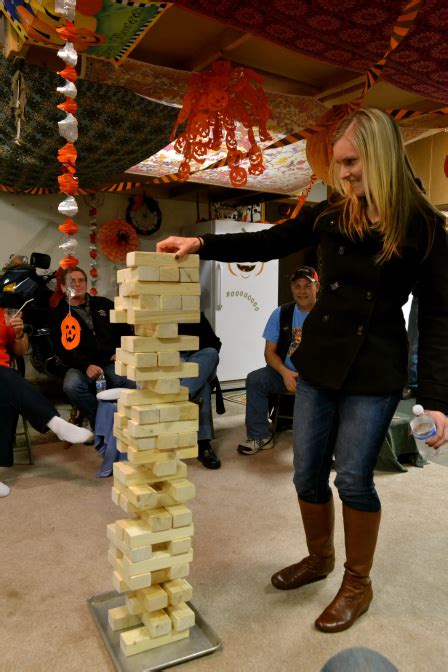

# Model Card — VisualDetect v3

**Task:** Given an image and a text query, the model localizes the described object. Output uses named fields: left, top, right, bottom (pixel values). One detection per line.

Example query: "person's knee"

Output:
left=321, top=647, right=398, bottom=672
left=63, top=369, right=86, bottom=395
left=246, top=367, right=271, bottom=392
left=334, top=474, right=380, bottom=512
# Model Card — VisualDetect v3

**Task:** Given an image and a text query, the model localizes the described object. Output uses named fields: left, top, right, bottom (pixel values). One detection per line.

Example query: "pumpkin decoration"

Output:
left=61, top=313, right=81, bottom=350
left=171, top=60, right=272, bottom=187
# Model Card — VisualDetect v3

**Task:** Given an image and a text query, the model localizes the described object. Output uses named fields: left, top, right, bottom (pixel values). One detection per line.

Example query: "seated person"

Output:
left=179, top=313, right=222, bottom=470
left=238, top=266, right=319, bottom=455
left=0, top=308, right=92, bottom=497
left=50, top=267, right=136, bottom=431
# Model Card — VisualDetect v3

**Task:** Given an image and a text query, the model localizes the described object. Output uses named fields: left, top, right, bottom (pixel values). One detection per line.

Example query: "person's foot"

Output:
left=47, top=416, right=93, bottom=445
left=198, top=440, right=221, bottom=469
left=237, top=433, right=273, bottom=455
left=0, top=482, right=11, bottom=497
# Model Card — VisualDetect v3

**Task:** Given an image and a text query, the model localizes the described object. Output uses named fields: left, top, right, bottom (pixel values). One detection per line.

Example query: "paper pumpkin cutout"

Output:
left=61, top=313, right=81, bottom=350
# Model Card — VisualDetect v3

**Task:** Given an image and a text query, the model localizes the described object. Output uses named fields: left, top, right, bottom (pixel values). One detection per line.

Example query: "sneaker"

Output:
left=237, top=434, right=274, bottom=455
left=0, top=481, right=11, bottom=497
left=198, top=440, right=221, bottom=469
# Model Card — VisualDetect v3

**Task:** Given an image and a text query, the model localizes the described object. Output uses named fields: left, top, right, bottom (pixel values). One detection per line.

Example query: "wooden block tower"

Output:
left=107, top=251, right=201, bottom=656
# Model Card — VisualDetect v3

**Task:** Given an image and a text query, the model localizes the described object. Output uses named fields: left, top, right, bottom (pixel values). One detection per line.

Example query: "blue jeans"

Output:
left=321, top=647, right=398, bottom=672
left=245, top=366, right=288, bottom=439
left=293, top=379, right=400, bottom=512
left=407, top=294, right=418, bottom=389
left=63, top=363, right=136, bottom=429
left=181, top=348, right=219, bottom=441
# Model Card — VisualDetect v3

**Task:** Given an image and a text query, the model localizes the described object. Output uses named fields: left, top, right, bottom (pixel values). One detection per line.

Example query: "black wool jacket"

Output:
left=200, top=201, right=448, bottom=414
left=51, top=295, right=130, bottom=373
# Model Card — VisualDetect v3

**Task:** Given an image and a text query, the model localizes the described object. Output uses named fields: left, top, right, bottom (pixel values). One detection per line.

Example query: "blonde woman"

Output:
left=156, top=109, right=448, bottom=632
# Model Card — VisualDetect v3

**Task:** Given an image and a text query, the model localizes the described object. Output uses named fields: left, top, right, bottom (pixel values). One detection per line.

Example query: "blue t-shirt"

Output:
left=262, top=305, right=310, bottom=372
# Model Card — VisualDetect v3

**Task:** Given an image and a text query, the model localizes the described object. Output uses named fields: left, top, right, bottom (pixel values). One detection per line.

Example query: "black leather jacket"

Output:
left=200, top=201, right=448, bottom=413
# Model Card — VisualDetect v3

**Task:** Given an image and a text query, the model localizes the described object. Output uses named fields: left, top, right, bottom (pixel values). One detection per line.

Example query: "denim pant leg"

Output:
left=63, top=368, right=97, bottom=428
left=103, top=363, right=137, bottom=390
left=245, top=366, right=289, bottom=440
left=333, top=392, right=400, bottom=512
left=181, top=348, right=219, bottom=442
left=293, top=380, right=338, bottom=504
left=321, top=647, right=398, bottom=672
left=407, top=295, right=419, bottom=388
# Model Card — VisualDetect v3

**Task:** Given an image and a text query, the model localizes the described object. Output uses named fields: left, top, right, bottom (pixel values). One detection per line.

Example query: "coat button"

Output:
left=323, top=314, right=330, bottom=323
left=330, top=282, right=340, bottom=290
left=357, top=325, right=364, bottom=336
left=338, top=246, right=345, bottom=255
left=366, top=291, right=373, bottom=300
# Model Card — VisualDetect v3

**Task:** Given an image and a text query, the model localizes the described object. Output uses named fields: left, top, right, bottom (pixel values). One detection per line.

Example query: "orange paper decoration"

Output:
left=306, top=104, right=353, bottom=186
left=59, top=255, right=79, bottom=268
left=171, top=60, right=272, bottom=187
left=58, top=218, right=78, bottom=235
left=57, top=65, right=78, bottom=82
left=57, top=98, right=78, bottom=115
left=61, top=313, right=81, bottom=350
left=98, top=219, right=140, bottom=262
left=58, top=173, right=79, bottom=195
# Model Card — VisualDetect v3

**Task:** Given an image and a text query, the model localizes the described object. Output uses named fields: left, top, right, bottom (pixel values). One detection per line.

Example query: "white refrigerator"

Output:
left=181, top=219, right=279, bottom=384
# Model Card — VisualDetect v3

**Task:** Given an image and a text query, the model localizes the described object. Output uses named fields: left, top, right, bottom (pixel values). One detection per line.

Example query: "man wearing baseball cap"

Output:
left=238, top=265, right=319, bottom=455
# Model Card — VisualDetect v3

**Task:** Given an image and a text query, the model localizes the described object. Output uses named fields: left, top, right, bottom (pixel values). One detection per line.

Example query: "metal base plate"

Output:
left=88, top=591, right=221, bottom=672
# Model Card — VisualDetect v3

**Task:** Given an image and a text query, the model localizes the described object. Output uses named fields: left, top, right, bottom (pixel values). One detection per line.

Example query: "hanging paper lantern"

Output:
left=171, top=60, right=272, bottom=187
left=61, top=312, right=81, bottom=350
left=98, top=219, right=140, bottom=262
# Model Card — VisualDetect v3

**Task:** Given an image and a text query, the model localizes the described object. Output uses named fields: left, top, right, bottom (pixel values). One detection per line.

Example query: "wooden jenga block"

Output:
left=163, top=579, right=193, bottom=606
left=126, top=251, right=199, bottom=268
left=177, top=431, right=198, bottom=448
left=125, top=309, right=200, bottom=325
left=120, top=626, right=188, bottom=656
left=121, top=335, right=198, bottom=353
left=152, top=460, right=179, bottom=477
left=128, top=404, right=160, bottom=425
left=181, top=295, right=200, bottom=311
left=114, top=360, right=127, bottom=376
left=117, top=266, right=160, bottom=283
left=123, top=522, right=194, bottom=549
left=180, top=267, right=200, bottom=283
left=119, top=386, right=188, bottom=406
left=135, top=323, right=179, bottom=338
left=126, top=362, right=198, bottom=382
left=116, top=349, right=158, bottom=369
left=126, top=445, right=197, bottom=465
left=159, top=266, right=180, bottom=283
left=165, top=479, right=196, bottom=503
left=144, top=508, right=173, bottom=532
left=112, top=569, right=130, bottom=594
left=126, top=593, right=146, bottom=615
left=114, top=412, right=128, bottom=429
left=114, top=428, right=157, bottom=451
left=139, top=379, right=182, bottom=394
left=142, top=609, right=172, bottom=638
left=167, top=603, right=195, bottom=632
left=160, top=295, right=181, bottom=311
left=120, top=281, right=200, bottom=298
left=167, top=537, right=192, bottom=556
left=157, top=351, right=180, bottom=367
left=141, top=585, right=169, bottom=612
left=121, top=549, right=193, bottom=581
left=153, top=562, right=190, bottom=582
left=156, top=434, right=179, bottom=450
left=110, top=309, right=128, bottom=323
left=108, top=606, right=142, bottom=631
left=127, top=419, right=198, bottom=439
left=165, top=504, right=193, bottom=528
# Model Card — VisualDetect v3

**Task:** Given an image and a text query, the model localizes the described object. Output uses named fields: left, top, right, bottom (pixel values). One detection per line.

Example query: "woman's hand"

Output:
left=156, top=236, right=201, bottom=259
left=10, top=313, right=25, bottom=340
left=425, top=410, right=448, bottom=448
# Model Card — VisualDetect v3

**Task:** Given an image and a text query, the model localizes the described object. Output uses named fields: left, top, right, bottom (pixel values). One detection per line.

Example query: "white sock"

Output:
left=97, top=387, right=127, bottom=401
left=47, top=416, right=93, bottom=445
left=0, top=482, right=11, bottom=497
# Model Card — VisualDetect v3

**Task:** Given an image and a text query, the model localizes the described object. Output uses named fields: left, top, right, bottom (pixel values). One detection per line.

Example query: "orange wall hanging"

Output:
left=60, top=312, right=81, bottom=350
left=170, top=60, right=272, bottom=188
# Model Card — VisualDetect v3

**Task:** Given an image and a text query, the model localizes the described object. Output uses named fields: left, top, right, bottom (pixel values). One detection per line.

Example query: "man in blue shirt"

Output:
left=238, top=266, right=319, bottom=455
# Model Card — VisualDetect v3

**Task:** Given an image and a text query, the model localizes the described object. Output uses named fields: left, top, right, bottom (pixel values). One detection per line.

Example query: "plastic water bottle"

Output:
left=410, top=404, right=448, bottom=460
left=96, top=373, right=107, bottom=394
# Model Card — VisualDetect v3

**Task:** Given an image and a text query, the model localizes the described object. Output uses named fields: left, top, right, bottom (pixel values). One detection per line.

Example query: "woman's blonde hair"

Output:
left=328, top=108, right=441, bottom=262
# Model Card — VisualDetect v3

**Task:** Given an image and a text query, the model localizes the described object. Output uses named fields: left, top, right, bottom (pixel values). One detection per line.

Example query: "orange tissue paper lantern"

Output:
left=57, top=98, right=78, bottom=115
left=58, top=65, right=78, bottom=83
left=59, top=255, right=79, bottom=269
left=58, top=218, right=78, bottom=235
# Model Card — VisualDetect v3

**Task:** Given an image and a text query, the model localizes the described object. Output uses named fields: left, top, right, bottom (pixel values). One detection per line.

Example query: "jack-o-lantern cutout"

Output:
left=61, top=313, right=81, bottom=350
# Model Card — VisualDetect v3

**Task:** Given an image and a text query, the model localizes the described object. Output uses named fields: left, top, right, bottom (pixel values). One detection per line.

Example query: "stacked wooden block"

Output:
left=107, top=251, right=201, bottom=656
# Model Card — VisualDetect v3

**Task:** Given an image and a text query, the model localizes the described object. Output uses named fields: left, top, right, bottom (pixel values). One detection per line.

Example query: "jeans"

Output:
left=63, top=363, right=136, bottom=429
left=321, top=647, right=398, bottom=672
left=180, top=348, right=219, bottom=441
left=94, top=400, right=127, bottom=478
left=245, top=366, right=288, bottom=439
left=0, top=367, right=57, bottom=467
left=293, top=379, right=400, bottom=512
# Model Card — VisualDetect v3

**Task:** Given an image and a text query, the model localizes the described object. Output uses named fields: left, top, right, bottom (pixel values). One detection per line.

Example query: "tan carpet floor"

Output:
left=1, top=410, right=448, bottom=672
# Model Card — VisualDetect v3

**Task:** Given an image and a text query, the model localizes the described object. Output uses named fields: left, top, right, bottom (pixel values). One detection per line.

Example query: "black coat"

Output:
left=200, top=201, right=448, bottom=414
left=51, top=295, right=129, bottom=373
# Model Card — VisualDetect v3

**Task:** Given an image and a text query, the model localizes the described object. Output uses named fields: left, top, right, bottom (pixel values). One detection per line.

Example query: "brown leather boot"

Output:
left=315, top=504, right=381, bottom=632
left=271, top=498, right=335, bottom=590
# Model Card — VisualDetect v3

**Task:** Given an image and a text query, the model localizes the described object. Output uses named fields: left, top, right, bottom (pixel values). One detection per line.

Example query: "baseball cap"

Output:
left=290, top=265, right=319, bottom=283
